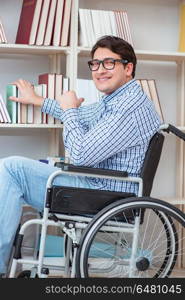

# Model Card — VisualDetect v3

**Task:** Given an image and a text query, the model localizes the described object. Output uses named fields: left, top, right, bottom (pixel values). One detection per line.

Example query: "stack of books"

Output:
left=6, top=73, right=69, bottom=124
left=79, top=8, right=133, bottom=48
left=15, top=0, right=72, bottom=46
left=0, top=19, right=7, bottom=44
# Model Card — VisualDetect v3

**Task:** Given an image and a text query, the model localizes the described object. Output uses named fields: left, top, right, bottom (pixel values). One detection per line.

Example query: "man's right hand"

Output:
left=8, top=79, right=44, bottom=107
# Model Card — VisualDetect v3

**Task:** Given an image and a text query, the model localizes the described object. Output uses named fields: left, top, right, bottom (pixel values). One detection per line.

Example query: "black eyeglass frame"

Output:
left=88, top=57, right=129, bottom=71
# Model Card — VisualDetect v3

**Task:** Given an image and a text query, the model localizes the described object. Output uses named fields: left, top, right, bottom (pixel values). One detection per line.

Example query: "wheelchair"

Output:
left=9, top=123, right=185, bottom=278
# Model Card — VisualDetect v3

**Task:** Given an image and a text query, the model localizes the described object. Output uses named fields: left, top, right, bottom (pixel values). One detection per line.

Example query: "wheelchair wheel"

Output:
left=76, top=197, right=185, bottom=278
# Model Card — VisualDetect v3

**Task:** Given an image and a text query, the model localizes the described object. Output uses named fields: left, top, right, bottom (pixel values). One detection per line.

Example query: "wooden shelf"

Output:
left=0, top=123, right=63, bottom=128
left=0, top=43, right=70, bottom=55
left=78, top=47, right=185, bottom=62
left=162, top=197, right=185, bottom=205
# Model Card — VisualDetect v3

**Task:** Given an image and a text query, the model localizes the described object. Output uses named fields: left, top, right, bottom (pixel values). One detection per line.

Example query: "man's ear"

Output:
left=125, top=62, right=133, bottom=76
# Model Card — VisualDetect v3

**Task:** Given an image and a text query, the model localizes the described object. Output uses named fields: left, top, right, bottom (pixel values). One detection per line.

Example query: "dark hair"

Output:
left=91, top=35, right=137, bottom=78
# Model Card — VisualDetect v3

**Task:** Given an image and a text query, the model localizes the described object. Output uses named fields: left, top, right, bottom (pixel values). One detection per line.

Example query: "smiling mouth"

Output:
left=97, top=77, right=111, bottom=81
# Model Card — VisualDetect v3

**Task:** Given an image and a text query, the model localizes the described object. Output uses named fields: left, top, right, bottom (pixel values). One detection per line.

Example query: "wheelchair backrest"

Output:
left=140, top=132, right=164, bottom=196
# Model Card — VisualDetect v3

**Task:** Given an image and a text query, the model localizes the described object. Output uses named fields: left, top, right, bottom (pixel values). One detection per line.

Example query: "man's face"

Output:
left=91, top=47, right=133, bottom=95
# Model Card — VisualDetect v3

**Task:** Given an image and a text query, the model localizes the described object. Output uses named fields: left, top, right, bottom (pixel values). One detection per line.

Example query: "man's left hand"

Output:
left=57, top=91, right=84, bottom=111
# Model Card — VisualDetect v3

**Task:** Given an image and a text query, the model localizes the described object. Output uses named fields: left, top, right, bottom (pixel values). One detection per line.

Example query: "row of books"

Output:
left=16, top=0, right=72, bottom=46
left=0, top=18, right=7, bottom=44
left=79, top=8, right=133, bottom=48
left=1, top=76, right=163, bottom=124
left=6, top=73, right=69, bottom=124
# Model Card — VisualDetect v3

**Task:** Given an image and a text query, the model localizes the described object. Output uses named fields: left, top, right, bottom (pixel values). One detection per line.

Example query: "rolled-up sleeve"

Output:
left=41, top=98, right=65, bottom=120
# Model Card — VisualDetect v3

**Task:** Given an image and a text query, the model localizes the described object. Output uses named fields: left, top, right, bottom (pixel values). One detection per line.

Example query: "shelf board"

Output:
left=78, top=47, right=185, bottom=62
left=0, top=44, right=70, bottom=55
left=0, top=123, right=63, bottom=128
left=161, top=197, right=185, bottom=205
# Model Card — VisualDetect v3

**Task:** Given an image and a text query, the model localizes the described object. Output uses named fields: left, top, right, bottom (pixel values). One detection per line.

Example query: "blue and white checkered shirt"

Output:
left=42, top=79, right=161, bottom=194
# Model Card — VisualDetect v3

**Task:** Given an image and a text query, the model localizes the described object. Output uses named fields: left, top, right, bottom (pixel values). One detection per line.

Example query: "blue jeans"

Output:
left=0, top=156, right=93, bottom=273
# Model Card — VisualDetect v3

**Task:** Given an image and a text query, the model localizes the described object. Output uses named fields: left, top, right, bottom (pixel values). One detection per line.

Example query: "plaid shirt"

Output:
left=42, top=79, right=161, bottom=194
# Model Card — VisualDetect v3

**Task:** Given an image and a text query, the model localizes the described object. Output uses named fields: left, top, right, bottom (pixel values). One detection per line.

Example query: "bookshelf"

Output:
left=0, top=0, right=184, bottom=202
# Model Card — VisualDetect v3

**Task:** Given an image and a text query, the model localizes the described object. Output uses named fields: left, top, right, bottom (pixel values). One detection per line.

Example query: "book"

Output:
left=60, top=0, right=72, bottom=46
left=140, top=79, right=152, bottom=99
left=6, top=85, right=18, bottom=123
left=79, top=8, right=89, bottom=47
left=33, top=85, right=43, bottom=124
left=35, top=0, right=51, bottom=45
left=147, top=79, right=164, bottom=121
left=52, top=0, right=65, bottom=46
left=41, top=83, right=47, bottom=124
left=0, top=19, right=7, bottom=43
left=16, top=0, right=39, bottom=44
left=0, top=94, right=11, bottom=123
left=137, top=79, right=164, bottom=122
left=38, top=73, right=55, bottom=123
left=21, top=103, right=27, bottom=123
left=178, top=0, right=185, bottom=52
left=29, top=0, right=43, bottom=45
left=43, top=0, right=57, bottom=46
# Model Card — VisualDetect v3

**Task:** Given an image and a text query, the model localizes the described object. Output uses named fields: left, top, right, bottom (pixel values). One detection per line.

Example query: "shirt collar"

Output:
left=102, top=79, right=136, bottom=103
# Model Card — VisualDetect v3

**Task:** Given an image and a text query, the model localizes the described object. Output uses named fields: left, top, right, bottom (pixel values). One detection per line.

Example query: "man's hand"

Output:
left=57, top=90, right=84, bottom=111
left=9, top=79, right=44, bottom=106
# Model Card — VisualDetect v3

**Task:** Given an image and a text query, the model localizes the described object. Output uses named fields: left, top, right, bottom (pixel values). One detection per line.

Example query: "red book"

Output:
left=38, top=73, right=55, bottom=124
left=16, top=0, right=38, bottom=44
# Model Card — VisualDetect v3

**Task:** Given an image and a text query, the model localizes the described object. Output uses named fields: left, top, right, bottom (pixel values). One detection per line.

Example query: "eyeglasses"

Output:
left=88, top=57, right=129, bottom=71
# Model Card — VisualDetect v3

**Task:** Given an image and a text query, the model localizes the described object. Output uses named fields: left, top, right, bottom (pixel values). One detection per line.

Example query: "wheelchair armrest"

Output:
left=54, top=162, right=128, bottom=178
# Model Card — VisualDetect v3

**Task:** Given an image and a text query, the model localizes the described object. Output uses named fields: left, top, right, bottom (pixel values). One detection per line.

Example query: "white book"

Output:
left=79, top=8, right=88, bottom=47
left=60, top=0, right=72, bottom=46
left=41, top=83, right=47, bottom=124
left=91, top=10, right=102, bottom=42
left=29, top=0, right=43, bottom=45
left=33, top=85, right=43, bottom=124
left=114, top=11, right=122, bottom=38
left=55, top=74, right=63, bottom=99
left=35, top=0, right=51, bottom=45
left=108, top=11, right=117, bottom=36
left=0, top=19, right=7, bottom=43
left=0, top=110, right=4, bottom=122
left=0, top=94, right=11, bottom=122
left=27, top=104, right=34, bottom=123
left=44, top=0, right=57, bottom=46
left=63, top=77, right=69, bottom=93
left=52, top=0, right=65, bottom=46
left=102, top=10, right=112, bottom=35
left=55, top=74, right=63, bottom=124
left=77, top=79, right=97, bottom=106
left=84, top=9, right=92, bottom=47
left=123, top=11, right=133, bottom=45
left=85, top=9, right=95, bottom=46
left=17, top=103, right=21, bottom=123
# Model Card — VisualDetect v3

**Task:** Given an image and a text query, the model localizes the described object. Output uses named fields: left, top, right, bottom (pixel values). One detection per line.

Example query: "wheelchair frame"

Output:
left=8, top=123, right=185, bottom=278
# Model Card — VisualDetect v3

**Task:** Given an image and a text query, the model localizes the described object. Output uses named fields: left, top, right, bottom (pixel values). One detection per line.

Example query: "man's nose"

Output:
left=97, top=63, right=106, bottom=72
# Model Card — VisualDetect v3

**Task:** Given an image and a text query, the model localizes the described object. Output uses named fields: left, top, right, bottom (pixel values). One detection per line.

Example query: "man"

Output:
left=0, top=35, right=161, bottom=276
